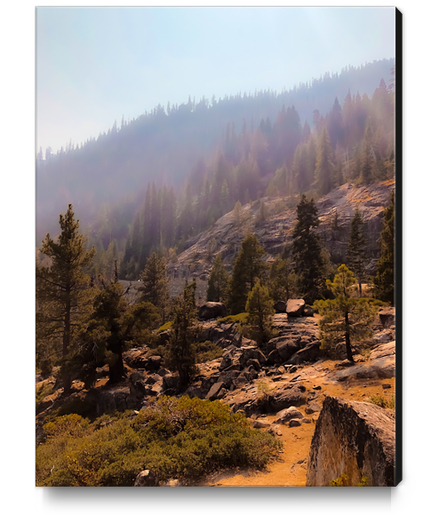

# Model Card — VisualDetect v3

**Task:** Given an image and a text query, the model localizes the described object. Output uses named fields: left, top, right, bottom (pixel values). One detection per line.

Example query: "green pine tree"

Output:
left=165, top=282, right=199, bottom=390
left=292, top=195, right=325, bottom=304
left=373, top=191, right=395, bottom=304
left=207, top=253, right=229, bottom=302
left=315, top=126, right=334, bottom=195
left=226, top=234, right=267, bottom=315
left=347, top=207, right=367, bottom=296
left=138, top=252, right=170, bottom=323
left=314, top=265, right=380, bottom=362
left=36, top=204, right=96, bottom=393
left=244, top=281, right=275, bottom=345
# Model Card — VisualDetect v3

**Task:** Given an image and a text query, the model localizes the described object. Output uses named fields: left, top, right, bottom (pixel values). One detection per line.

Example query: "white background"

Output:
left=1, top=1, right=428, bottom=514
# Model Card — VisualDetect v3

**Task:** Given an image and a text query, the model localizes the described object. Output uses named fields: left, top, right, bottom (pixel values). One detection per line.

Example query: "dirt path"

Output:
left=200, top=359, right=395, bottom=487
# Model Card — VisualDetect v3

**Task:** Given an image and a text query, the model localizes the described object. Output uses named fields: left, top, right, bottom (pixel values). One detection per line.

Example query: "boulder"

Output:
left=275, top=338, right=301, bottom=362
left=274, top=300, right=287, bottom=313
left=378, top=307, right=395, bottom=329
left=239, top=347, right=267, bottom=368
left=269, top=384, right=307, bottom=412
left=146, top=355, right=162, bottom=372
left=218, top=368, right=241, bottom=389
left=162, top=373, right=180, bottom=391
left=198, top=302, right=227, bottom=320
left=206, top=381, right=226, bottom=400
left=305, top=402, right=321, bottom=415
left=303, top=305, right=315, bottom=317
left=288, top=342, right=322, bottom=365
left=306, top=396, right=396, bottom=486
left=274, top=406, right=303, bottom=424
left=134, top=469, right=159, bottom=487
left=286, top=299, right=305, bottom=317
left=266, top=349, right=283, bottom=366
left=289, top=418, right=302, bottom=427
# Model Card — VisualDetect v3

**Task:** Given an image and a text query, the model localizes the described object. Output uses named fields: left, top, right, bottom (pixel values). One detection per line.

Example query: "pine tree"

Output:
left=268, top=255, right=291, bottom=302
left=245, top=281, right=275, bottom=345
left=36, top=204, right=96, bottom=393
left=207, top=253, right=229, bottom=302
left=314, top=265, right=379, bottom=362
left=138, top=252, right=170, bottom=323
left=165, top=282, right=199, bottom=390
left=226, top=234, right=267, bottom=314
left=78, top=283, right=159, bottom=386
left=373, top=191, right=395, bottom=304
left=292, top=195, right=325, bottom=304
left=347, top=207, right=367, bottom=296
left=315, top=126, right=334, bottom=195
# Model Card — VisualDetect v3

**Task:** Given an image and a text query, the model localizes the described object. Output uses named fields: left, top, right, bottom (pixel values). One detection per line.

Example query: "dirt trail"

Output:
left=200, top=359, right=395, bottom=487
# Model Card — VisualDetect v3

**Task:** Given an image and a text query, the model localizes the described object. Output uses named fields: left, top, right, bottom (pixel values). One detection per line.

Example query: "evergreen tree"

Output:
left=292, top=195, right=325, bottom=304
left=138, top=252, right=170, bottom=323
left=82, top=283, right=159, bottom=385
left=226, top=234, right=267, bottom=314
left=268, top=254, right=291, bottom=302
left=245, top=281, right=275, bottom=345
left=347, top=207, right=367, bottom=296
left=36, top=204, right=96, bottom=393
left=165, top=281, right=199, bottom=390
left=373, top=191, right=395, bottom=304
left=314, top=265, right=379, bottom=362
left=315, top=126, right=334, bottom=195
left=206, top=253, right=229, bottom=302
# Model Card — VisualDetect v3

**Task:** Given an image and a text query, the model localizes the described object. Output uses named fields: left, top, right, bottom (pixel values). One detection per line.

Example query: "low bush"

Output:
left=36, top=395, right=282, bottom=486
left=369, top=394, right=395, bottom=410
left=217, top=312, right=249, bottom=326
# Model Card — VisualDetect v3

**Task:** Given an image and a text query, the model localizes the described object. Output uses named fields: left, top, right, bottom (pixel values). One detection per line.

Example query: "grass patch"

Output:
left=157, top=321, right=172, bottom=333
left=368, top=394, right=395, bottom=410
left=36, top=396, right=282, bottom=486
left=217, top=312, right=249, bottom=326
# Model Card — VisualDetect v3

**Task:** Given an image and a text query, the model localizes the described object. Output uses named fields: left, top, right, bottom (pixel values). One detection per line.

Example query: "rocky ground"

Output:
left=36, top=303, right=396, bottom=486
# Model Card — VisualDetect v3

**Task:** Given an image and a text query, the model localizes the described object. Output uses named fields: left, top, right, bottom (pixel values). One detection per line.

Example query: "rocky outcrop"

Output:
left=198, top=302, right=227, bottom=320
left=334, top=341, right=395, bottom=382
left=168, top=181, right=394, bottom=280
left=306, top=396, right=396, bottom=486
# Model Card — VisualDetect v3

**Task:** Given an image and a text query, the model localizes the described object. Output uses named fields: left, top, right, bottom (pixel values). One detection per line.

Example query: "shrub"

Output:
left=36, top=396, right=282, bottom=486
left=369, top=394, right=395, bottom=409
left=217, top=312, right=249, bottom=326
left=329, top=472, right=349, bottom=486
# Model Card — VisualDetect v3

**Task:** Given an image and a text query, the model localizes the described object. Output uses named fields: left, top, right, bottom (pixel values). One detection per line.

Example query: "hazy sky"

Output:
left=36, top=6, right=395, bottom=154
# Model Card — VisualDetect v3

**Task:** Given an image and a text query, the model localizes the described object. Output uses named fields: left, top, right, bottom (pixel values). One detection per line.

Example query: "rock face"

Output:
left=168, top=181, right=394, bottom=280
left=306, top=396, right=396, bottom=487
left=198, top=302, right=227, bottom=320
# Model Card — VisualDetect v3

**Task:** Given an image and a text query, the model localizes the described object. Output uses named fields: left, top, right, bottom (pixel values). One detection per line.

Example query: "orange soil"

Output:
left=200, top=359, right=395, bottom=487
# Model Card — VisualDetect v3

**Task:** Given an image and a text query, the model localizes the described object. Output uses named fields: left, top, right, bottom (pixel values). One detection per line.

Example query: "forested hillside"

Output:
left=36, top=58, right=394, bottom=281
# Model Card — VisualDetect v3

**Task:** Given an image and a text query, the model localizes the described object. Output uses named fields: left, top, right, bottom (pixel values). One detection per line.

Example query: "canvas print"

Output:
left=35, top=7, right=400, bottom=487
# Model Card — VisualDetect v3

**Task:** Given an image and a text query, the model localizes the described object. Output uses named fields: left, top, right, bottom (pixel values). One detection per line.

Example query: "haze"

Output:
left=36, top=6, right=395, bottom=155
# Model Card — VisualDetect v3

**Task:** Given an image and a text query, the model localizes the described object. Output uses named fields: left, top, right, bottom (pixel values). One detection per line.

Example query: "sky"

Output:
left=36, top=6, right=395, bottom=155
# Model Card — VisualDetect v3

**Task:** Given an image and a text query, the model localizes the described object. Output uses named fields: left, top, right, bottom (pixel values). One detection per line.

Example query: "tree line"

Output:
left=37, top=192, right=394, bottom=392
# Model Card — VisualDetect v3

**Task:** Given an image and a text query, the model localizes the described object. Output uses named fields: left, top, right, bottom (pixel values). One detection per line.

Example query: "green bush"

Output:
left=36, top=396, right=282, bottom=486
left=217, top=312, right=249, bottom=326
left=369, top=394, right=395, bottom=409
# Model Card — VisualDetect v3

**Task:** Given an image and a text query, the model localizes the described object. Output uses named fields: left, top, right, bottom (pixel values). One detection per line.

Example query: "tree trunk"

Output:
left=109, top=350, right=125, bottom=383
left=63, top=291, right=71, bottom=395
left=344, top=311, right=354, bottom=362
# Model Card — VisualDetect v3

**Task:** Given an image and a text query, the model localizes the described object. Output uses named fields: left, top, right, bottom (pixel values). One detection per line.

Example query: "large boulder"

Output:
left=269, top=384, right=307, bottom=412
left=288, top=342, right=322, bottom=365
left=274, top=406, right=304, bottom=424
left=286, top=299, right=305, bottom=317
left=306, top=396, right=396, bottom=486
left=198, top=302, right=227, bottom=320
left=238, top=346, right=266, bottom=368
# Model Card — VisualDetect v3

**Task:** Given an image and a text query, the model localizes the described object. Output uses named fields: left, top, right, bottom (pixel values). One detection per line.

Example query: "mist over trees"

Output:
left=36, top=58, right=395, bottom=282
